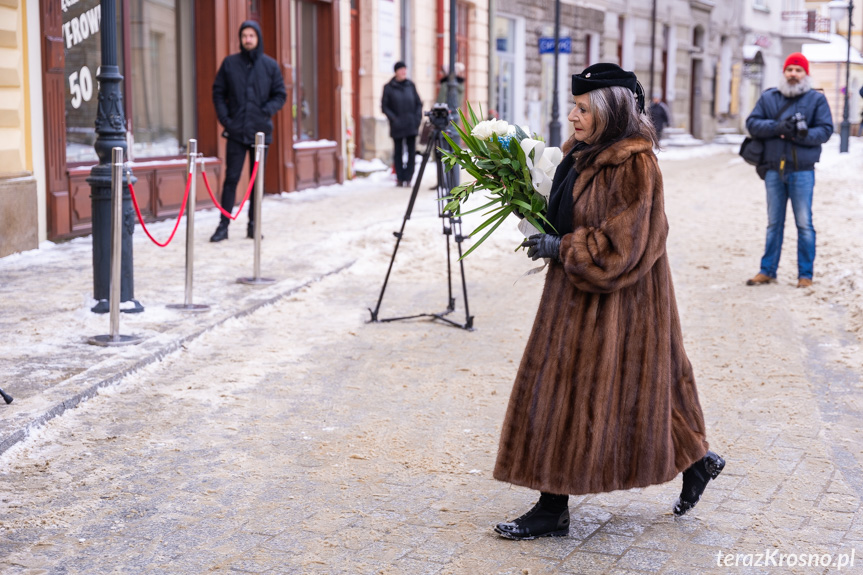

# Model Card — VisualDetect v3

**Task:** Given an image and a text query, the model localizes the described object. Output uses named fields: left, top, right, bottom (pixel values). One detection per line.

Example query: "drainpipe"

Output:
left=489, top=0, right=496, bottom=112
left=437, top=0, right=445, bottom=82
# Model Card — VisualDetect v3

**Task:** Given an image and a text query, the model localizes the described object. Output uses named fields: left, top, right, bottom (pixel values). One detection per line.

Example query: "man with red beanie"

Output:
left=744, top=52, right=833, bottom=288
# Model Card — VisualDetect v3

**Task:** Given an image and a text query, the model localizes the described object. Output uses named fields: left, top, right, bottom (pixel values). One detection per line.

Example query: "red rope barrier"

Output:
left=129, top=173, right=192, bottom=248
left=202, top=160, right=259, bottom=220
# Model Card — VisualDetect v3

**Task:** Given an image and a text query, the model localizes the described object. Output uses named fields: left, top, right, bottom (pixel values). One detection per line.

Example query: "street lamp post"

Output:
left=829, top=0, right=854, bottom=153
left=548, top=0, right=562, bottom=147
left=445, top=0, right=461, bottom=187
left=88, top=0, right=142, bottom=313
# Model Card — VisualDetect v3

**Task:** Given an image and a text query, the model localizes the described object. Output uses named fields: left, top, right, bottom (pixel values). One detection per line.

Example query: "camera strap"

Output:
left=775, top=96, right=800, bottom=178
left=774, top=97, right=798, bottom=122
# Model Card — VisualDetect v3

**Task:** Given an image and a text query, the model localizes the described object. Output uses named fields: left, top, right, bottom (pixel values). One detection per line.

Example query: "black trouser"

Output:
left=392, top=136, right=416, bottom=183
left=220, top=139, right=267, bottom=226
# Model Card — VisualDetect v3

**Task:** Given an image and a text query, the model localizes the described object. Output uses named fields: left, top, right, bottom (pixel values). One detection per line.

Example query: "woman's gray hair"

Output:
left=577, top=85, right=659, bottom=168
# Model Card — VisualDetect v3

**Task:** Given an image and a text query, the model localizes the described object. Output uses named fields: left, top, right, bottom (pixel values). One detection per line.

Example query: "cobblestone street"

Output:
left=1, top=141, right=863, bottom=574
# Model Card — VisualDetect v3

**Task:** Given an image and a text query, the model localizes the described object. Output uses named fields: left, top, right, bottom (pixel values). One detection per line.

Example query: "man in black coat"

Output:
left=210, top=20, right=287, bottom=242
left=381, top=61, right=423, bottom=187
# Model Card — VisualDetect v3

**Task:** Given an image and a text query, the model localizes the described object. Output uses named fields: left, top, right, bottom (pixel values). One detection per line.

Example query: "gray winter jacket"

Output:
left=745, top=87, right=833, bottom=173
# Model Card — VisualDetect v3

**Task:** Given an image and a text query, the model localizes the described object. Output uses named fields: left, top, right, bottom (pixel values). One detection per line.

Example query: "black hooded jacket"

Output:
left=213, top=21, right=287, bottom=145
left=381, top=77, right=423, bottom=138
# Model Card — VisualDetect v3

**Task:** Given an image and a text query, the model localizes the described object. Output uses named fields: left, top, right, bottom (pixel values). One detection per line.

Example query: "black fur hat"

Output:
left=572, top=63, right=645, bottom=112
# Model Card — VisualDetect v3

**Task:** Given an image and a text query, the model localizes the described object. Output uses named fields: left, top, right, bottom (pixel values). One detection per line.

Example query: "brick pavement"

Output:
left=1, top=147, right=862, bottom=574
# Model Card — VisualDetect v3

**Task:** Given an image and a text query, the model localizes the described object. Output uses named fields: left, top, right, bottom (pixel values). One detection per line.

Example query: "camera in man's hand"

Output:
left=425, top=103, right=451, bottom=130
left=791, top=112, right=808, bottom=138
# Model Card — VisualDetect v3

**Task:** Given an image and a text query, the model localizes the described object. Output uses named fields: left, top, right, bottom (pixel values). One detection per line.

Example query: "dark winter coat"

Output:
left=493, top=135, right=710, bottom=496
left=649, top=102, right=670, bottom=137
left=745, top=87, right=833, bottom=173
left=213, top=21, right=287, bottom=145
left=381, top=78, right=423, bottom=138
left=436, top=76, right=465, bottom=106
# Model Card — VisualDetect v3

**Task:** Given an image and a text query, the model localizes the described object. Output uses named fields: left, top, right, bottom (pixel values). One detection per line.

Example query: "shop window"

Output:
left=129, top=0, right=185, bottom=159
left=63, top=1, right=121, bottom=163
left=291, top=0, right=320, bottom=141
left=494, top=16, right=516, bottom=122
left=63, top=0, right=193, bottom=164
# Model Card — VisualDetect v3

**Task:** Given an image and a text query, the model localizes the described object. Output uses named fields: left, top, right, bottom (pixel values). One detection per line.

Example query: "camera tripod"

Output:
left=367, top=120, right=474, bottom=330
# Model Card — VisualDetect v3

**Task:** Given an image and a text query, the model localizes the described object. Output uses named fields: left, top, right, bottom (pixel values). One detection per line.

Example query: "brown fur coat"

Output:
left=493, top=135, right=709, bottom=496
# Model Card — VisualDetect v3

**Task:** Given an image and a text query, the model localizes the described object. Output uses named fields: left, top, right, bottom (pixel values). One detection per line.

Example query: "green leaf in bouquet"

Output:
left=467, top=102, right=481, bottom=126
left=459, top=206, right=514, bottom=260
left=444, top=127, right=483, bottom=159
left=509, top=198, right=533, bottom=212
left=523, top=212, right=547, bottom=235
left=530, top=193, right=546, bottom=212
left=452, top=197, right=499, bottom=217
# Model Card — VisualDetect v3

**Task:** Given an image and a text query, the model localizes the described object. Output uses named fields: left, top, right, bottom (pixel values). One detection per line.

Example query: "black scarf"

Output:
left=545, top=142, right=587, bottom=236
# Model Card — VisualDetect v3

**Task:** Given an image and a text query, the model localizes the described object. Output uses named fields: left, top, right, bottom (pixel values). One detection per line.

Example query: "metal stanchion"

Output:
left=88, top=148, right=144, bottom=346
left=238, top=132, right=275, bottom=285
left=168, top=139, right=210, bottom=312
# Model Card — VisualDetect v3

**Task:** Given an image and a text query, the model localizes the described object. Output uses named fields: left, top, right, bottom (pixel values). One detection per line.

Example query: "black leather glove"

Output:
left=777, top=117, right=796, bottom=138
left=521, top=234, right=562, bottom=262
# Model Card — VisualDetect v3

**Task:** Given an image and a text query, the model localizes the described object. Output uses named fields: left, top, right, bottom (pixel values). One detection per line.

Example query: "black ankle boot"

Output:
left=210, top=222, right=229, bottom=242
left=495, top=496, right=570, bottom=540
left=673, top=451, right=725, bottom=516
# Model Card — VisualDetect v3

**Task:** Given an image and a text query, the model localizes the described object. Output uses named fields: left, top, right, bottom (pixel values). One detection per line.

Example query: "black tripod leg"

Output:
left=435, top=136, right=456, bottom=312
left=452, top=217, right=474, bottom=330
left=368, top=137, right=436, bottom=322
left=0, top=388, right=12, bottom=404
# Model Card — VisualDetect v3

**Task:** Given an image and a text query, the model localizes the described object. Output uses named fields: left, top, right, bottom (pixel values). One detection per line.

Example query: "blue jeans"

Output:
left=759, top=170, right=815, bottom=279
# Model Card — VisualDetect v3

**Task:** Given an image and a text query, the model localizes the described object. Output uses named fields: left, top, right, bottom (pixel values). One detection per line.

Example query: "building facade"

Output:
left=804, top=0, right=863, bottom=132
left=345, top=0, right=490, bottom=164
left=490, top=0, right=747, bottom=142
left=493, top=0, right=604, bottom=140
left=16, top=0, right=345, bottom=247
left=4, top=0, right=853, bottom=258
left=0, top=0, right=39, bottom=257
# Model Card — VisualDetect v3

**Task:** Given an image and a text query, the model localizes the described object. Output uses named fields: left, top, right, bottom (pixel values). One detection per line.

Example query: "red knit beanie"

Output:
left=784, top=52, right=809, bottom=75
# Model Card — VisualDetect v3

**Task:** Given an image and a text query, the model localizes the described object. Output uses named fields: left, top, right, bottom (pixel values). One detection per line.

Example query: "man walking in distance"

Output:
left=381, top=61, right=423, bottom=187
left=210, top=20, right=286, bottom=242
left=745, top=53, right=832, bottom=288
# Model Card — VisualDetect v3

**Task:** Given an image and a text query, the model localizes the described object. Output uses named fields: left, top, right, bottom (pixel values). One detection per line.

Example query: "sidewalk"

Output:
left=0, top=169, right=406, bottom=455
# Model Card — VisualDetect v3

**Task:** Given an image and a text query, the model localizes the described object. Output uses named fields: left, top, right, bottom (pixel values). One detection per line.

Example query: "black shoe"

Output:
left=673, top=451, right=725, bottom=516
left=494, top=502, right=570, bottom=540
left=210, top=223, right=229, bottom=242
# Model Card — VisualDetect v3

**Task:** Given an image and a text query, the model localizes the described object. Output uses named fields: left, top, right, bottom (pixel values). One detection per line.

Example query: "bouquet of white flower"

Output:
left=440, top=104, right=562, bottom=259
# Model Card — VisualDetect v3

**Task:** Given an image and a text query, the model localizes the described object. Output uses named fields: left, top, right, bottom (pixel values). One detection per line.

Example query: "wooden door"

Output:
left=39, top=0, right=71, bottom=238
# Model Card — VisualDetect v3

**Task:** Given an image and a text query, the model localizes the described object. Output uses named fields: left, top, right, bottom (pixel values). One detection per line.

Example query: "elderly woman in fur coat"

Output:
left=493, top=63, right=725, bottom=541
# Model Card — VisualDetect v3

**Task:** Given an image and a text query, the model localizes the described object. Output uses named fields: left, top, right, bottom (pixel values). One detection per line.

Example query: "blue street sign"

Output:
left=539, top=37, right=572, bottom=54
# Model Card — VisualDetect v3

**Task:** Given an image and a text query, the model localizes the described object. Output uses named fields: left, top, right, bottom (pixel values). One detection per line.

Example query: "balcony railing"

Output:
left=781, top=10, right=832, bottom=40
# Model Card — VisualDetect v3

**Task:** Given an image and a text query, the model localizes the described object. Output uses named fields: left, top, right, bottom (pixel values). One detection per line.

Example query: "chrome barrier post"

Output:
left=168, top=139, right=210, bottom=312
left=238, top=132, right=275, bottom=285
left=89, top=148, right=143, bottom=346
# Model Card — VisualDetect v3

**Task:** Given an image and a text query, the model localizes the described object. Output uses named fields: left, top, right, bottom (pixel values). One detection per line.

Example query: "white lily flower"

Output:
left=520, top=138, right=562, bottom=200
left=491, top=119, right=510, bottom=137
left=471, top=120, right=495, bottom=140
